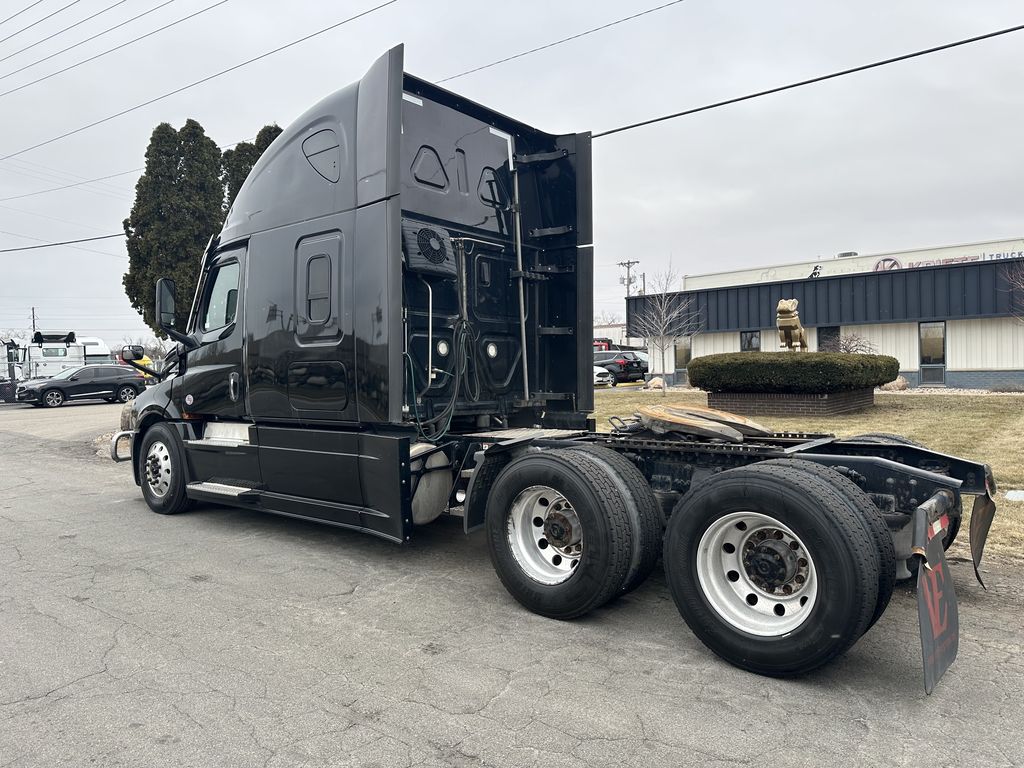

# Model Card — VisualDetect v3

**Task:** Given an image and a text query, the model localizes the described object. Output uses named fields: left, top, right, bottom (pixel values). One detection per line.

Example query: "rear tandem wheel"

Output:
left=767, top=458, right=896, bottom=631
left=484, top=449, right=637, bottom=620
left=555, top=444, right=663, bottom=595
left=663, top=461, right=882, bottom=677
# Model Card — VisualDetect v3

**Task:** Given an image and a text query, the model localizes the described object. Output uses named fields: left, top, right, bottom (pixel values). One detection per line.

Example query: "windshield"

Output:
left=49, top=366, right=85, bottom=380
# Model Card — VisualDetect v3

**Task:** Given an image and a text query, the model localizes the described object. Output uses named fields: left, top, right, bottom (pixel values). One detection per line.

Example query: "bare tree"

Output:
left=628, top=264, right=702, bottom=394
left=594, top=310, right=623, bottom=326
left=838, top=333, right=877, bottom=354
left=1009, top=260, right=1024, bottom=321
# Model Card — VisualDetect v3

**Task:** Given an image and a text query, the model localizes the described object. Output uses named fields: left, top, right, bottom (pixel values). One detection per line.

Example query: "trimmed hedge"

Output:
left=687, top=352, right=900, bottom=394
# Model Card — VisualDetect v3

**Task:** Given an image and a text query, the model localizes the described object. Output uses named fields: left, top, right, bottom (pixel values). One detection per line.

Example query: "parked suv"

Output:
left=593, top=350, right=648, bottom=383
left=16, top=365, right=145, bottom=408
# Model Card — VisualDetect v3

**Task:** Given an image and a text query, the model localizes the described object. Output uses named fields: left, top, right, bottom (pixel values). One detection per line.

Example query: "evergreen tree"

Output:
left=222, top=123, right=283, bottom=209
left=122, top=120, right=223, bottom=335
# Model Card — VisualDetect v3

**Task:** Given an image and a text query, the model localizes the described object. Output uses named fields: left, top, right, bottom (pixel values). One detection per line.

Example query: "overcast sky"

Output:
left=0, top=0, right=1021, bottom=343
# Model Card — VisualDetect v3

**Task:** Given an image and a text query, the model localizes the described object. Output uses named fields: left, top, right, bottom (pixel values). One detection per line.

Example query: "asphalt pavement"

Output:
left=1, top=402, right=1022, bottom=767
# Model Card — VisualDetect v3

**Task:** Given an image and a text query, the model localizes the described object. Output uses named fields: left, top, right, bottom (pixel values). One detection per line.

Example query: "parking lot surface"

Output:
left=2, top=402, right=1023, bottom=767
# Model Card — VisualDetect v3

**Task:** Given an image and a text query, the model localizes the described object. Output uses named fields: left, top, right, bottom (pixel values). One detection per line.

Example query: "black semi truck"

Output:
left=112, top=45, right=997, bottom=692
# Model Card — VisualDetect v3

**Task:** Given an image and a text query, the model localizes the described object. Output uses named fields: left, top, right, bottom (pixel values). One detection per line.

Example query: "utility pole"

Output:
left=618, top=260, right=640, bottom=297
left=31, top=307, right=36, bottom=334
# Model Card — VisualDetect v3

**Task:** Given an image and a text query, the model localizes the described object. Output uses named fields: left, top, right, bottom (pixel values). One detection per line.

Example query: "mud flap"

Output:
left=912, top=508, right=959, bottom=695
left=969, top=493, right=997, bottom=589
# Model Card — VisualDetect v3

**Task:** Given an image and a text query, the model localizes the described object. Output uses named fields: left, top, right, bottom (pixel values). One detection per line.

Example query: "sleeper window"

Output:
left=306, top=255, right=331, bottom=324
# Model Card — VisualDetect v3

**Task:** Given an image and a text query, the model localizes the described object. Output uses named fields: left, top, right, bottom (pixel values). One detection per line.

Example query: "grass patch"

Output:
left=592, top=388, right=1024, bottom=557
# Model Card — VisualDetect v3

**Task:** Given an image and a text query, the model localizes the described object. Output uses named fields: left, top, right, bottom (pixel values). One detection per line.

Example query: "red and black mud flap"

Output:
left=969, top=492, right=997, bottom=589
left=913, top=510, right=959, bottom=695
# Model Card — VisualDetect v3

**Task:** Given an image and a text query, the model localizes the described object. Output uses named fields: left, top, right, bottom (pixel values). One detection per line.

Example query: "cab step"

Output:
left=186, top=482, right=260, bottom=501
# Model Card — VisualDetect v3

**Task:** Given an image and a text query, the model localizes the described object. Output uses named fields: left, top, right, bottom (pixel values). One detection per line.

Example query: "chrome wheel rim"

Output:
left=507, top=485, right=583, bottom=585
left=45, top=391, right=63, bottom=406
left=145, top=440, right=173, bottom=498
left=696, top=511, right=818, bottom=636
left=119, top=387, right=136, bottom=402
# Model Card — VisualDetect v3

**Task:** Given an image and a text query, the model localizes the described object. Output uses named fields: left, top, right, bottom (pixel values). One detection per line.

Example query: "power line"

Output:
left=3, top=156, right=132, bottom=194
left=0, top=136, right=250, bottom=203
left=0, top=2, right=47, bottom=29
left=0, top=0, right=129, bottom=65
left=0, top=0, right=221, bottom=96
left=437, top=0, right=686, bottom=83
left=0, top=167, right=142, bottom=202
left=592, top=21, right=1024, bottom=138
left=0, top=0, right=399, bottom=161
left=0, top=165, right=130, bottom=201
left=0, top=294, right=128, bottom=299
left=0, top=313, right=140, bottom=318
left=0, top=0, right=178, bottom=79
left=0, top=0, right=83, bottom=47
left=0, top=232, right=126, bottom=254
left=0, top=203, right=116, bottom=234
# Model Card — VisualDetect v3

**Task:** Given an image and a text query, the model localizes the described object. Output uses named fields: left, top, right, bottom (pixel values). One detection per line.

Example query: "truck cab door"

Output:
left=180, top=246, right=247, bottom=419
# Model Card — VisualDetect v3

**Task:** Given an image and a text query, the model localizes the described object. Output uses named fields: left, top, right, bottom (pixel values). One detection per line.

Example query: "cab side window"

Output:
left=201, top=261, right=241, bottom=332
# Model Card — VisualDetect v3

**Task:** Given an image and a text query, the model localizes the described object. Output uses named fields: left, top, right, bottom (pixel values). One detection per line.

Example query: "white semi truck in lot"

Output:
left=20, top=331, right=86, bottom=379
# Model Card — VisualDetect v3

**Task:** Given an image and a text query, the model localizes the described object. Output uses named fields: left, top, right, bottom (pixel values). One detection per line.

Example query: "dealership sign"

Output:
left=682, top=239, right=1024, bottom=291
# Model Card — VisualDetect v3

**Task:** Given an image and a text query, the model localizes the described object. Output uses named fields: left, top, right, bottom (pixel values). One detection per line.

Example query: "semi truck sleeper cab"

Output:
left=111, top=45, right=998, bottom=693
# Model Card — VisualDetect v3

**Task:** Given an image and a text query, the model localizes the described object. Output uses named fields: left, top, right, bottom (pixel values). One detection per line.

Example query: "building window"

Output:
left=740, top=331, right=760, bottom=352
left=919, top=322, right=945, bottom=365
left=674, top=337, right=692, bottom=368
left=818, top=326, right=840, bottom=352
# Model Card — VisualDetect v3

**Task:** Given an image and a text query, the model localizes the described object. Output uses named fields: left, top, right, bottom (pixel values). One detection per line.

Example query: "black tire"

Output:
left=117, top=385, right=138, bottom=403
left=137, top=422, right=192, bottom=515
left=41, top=389, right=64, bottom=408
left=485, top=450, right=634, bottom=619
left=843, top=432, right=962, bottom=549
left=610, top=379, right=618, bottom=387
left=767, top=459, right=895, bottom=632
left=556, top=445, right=663, bottom=594
left=663, top=462, right=880, bottom=677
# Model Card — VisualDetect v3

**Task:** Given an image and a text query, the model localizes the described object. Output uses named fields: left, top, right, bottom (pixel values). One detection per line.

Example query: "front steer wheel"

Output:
left=485, top=449, right=635, bottom=620
left=137, top=423, right=192, bottom=515
left=663, top=462, right=881, bottom=677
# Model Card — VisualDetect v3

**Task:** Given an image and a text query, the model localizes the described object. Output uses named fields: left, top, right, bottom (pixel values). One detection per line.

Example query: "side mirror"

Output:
left=156, top=278, right=177, bottom=330
left=121, top=345, right=144, bottom=361
left=154, top=277, right=197, bottom=350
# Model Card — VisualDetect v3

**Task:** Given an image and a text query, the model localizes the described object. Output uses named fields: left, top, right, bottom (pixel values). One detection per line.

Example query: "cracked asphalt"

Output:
left=1, top=402, right=1023, bottom=767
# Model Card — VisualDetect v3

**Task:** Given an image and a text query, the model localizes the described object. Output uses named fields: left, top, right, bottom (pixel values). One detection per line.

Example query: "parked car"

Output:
left=593, top=365, right=615, bottom=387
left=16, top=365, right=145, bottom=408
left=593, top=350, right=647, bottom=383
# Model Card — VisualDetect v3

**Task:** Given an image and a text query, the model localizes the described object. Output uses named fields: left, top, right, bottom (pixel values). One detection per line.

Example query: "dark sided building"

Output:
left=627, top=256, right=1024, bottom=388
